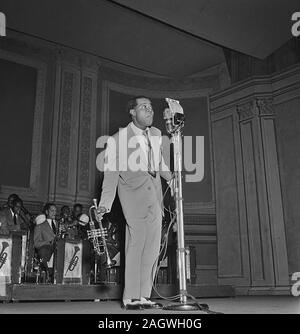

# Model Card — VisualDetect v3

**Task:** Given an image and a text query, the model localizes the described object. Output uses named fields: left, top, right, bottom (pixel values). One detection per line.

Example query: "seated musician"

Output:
left=0, top=197, right=29, bottom=235
left=33, top=203, right=58, bottom=282
left=58, top=205, right=74, bottom=239
left=71, top=203, right=84, bottom=239
left=1, top=193, right=19, bottom=210
left=59, top=206, right=72, bottom=224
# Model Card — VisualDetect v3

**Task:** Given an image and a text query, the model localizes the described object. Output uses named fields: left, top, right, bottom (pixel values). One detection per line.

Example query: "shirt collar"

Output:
left=130, top=121, right=150, bottom=136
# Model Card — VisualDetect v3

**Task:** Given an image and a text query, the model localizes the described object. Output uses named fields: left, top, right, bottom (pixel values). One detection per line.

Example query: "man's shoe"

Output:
left=198, top=303, right=209, bottom=310
left=121, top=299, right=143, bottom=310
left=140, top=297, right=163, bottom=309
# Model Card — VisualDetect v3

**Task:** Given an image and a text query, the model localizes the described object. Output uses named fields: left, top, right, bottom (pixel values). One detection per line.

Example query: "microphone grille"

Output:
left=163, top=108, right=172, bottom=119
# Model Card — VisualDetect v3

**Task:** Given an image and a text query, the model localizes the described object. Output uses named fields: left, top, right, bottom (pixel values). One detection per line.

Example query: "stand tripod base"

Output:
left=163, top=302, right=202, bottom=311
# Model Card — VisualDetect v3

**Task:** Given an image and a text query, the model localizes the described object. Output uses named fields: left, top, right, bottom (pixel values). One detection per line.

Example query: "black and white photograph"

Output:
left=0, top=0, right=299, bottom=323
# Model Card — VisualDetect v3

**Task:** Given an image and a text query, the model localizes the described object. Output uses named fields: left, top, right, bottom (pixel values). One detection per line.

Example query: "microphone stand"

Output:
left=163, top=119, right=202, bottom=311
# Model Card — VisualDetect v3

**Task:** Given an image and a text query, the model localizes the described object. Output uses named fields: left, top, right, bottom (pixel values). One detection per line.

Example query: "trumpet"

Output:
left=65, top=245, right=80, bottom=275
left=0, top=241, right=9, bottom=270
left=88, top=199, right=116, bottom=268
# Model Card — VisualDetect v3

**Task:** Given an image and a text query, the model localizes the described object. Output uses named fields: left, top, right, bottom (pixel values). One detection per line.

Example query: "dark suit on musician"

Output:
left=34, top=219, right=57, bottom=272
left=0, top=207, right=27, bottom=235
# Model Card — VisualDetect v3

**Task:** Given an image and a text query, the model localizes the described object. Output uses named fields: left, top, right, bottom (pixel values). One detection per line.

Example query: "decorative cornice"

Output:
left=237, top=101, right=255, bottom=121
left=237, top=97, right=274, bottom=121
left=256, top=97, right=274, bottom=116
left=210, top=64, right=300, bottom=114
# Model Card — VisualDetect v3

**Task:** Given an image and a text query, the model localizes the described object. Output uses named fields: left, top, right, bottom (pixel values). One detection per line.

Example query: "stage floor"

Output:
left=0, top=296, right=299, bottom=314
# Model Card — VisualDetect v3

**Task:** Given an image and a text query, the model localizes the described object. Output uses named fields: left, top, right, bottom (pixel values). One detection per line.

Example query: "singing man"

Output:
left=97, top=96, right=173, bottom=310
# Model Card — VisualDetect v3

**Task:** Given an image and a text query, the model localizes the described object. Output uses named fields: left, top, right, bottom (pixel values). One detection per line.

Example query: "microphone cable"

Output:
left=151, top=181, right=224, bottom=314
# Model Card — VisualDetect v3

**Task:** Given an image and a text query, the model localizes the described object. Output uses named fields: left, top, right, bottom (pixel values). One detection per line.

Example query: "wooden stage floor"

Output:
left=0, top=296, right=299, bottom=314
left=0, top=283, right=234, bottom=301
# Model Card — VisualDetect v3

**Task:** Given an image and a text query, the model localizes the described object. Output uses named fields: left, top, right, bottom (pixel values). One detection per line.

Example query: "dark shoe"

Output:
left=142, top=302, right=163, bottom=309
left=121, top=299, right=143, bottom=310
left=198, top=303, right=209, bottom=310
left=141, top=298, right=163, bottom=309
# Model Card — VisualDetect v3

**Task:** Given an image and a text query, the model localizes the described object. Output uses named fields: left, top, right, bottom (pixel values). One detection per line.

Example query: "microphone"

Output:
left=163, top=98, right=185, bottom=134
left=163, top=108, right=173, bottom=133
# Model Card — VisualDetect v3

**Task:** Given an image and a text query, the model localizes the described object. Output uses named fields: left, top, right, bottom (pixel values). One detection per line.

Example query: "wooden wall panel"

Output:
left=209, top=66, right=297, bottom=294
left=52, top=65, right=81, bottom=203
left=75, top=70, right=98, bottom=204
left=211, top=111, right=250, bottom=285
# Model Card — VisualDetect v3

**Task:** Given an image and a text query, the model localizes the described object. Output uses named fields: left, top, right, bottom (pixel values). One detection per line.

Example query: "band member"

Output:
left=60, top=205, right=72, bottom=223
left=58, top=205, right=74, bottom=239
left=0, top=197, right=29, bottom=234
left=97, top=96, right=173, bottom=310
left=72, top=203, right=84, bottom=239
left=33, top=203, right=58, bottom=282
left=1, top=193, right=19, bottom=210
left=72, top=203, right=83, bottom=222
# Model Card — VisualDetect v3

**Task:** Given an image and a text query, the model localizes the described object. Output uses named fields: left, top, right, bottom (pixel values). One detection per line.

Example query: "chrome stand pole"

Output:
left=163, top=130, right=199, bottom=311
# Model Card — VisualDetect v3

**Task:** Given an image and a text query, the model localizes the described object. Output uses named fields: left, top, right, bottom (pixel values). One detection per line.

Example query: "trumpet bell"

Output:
left=106, top=258, right=116, bottom=269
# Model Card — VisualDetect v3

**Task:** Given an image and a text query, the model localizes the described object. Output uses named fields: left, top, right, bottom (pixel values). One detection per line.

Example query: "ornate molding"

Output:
left=79, top=76, right=93, bottom=191
left=237, top=101, right=255, bottom=121
left=237, top=97, right=274, bottom=121
left=54, top=46, right=99, bottom=70
left=256, top=97, right=274, bottom=116
left=58, top=71, right=74, bottom=188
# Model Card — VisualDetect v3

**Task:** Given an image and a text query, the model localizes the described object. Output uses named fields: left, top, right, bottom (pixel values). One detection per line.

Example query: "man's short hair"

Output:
left=127, top=96, right=150, bottom=113
left=73, top=203, right=83, bottom=210
left=12, top=197, right=23, bottom=207
left=8, top=193, right=19, bottom=201
left=43, top=202, right=56, bottom=213
left=60, top=205, right=70, bottom=214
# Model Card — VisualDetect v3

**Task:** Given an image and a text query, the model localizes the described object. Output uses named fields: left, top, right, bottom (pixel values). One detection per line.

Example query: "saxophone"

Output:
left=88, top=199, right=116, bottom=268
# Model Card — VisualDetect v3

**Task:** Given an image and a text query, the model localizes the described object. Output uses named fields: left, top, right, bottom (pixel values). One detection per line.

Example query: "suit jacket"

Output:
left=0, top=207, right=27, bottom=235
left=99, top=123, right=172, bottom=220
left=34, top=220, right=56, bottom=249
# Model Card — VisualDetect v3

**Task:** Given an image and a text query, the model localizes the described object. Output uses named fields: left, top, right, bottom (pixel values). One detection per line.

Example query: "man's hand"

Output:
left=97, top=206, right=107, bottom=216
left=167, top=176, right=175, bottom=197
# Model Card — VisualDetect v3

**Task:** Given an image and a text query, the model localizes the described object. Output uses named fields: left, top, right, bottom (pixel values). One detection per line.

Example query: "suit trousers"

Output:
left=122, top=201, right=162, bottom=301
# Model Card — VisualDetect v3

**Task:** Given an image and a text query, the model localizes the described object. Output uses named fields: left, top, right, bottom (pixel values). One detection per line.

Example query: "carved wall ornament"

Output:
left=237, top=101, right=255, bottom=121
left=58, top=71, right=74, bottom=188
left=255, top=97, right=275, bottom=116
left=237, top=97, right=274, bottom=121
left=79, top=76, right=93, bottom=191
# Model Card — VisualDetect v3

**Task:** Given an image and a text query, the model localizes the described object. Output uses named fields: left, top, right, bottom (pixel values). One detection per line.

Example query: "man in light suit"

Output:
left=34, top=202, right=58, bottom=282
left=97, top=96, right=173, bottom=310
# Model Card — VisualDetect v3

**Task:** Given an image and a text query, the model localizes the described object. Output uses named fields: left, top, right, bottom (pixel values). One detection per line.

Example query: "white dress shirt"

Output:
left=130, top=122, right=161, bottom=172
left=47, top=218, right=56, bottom=233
